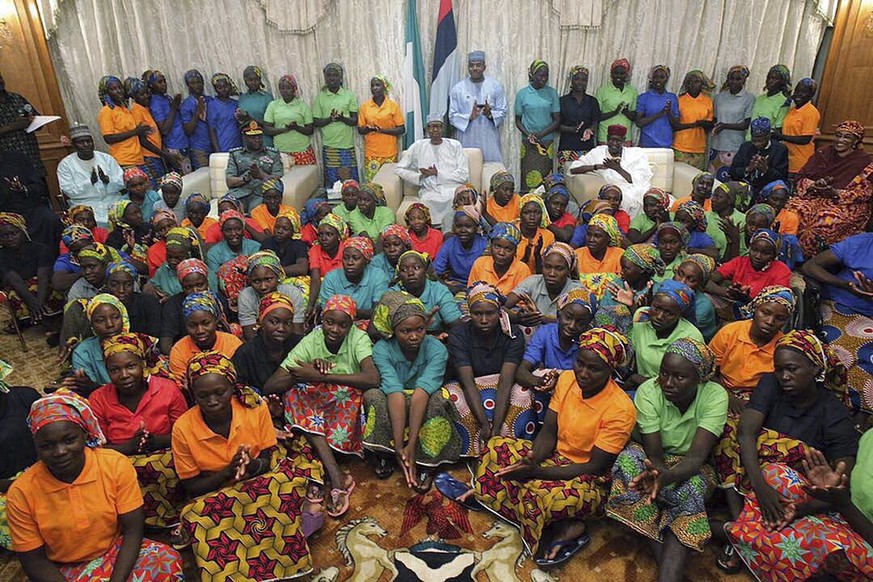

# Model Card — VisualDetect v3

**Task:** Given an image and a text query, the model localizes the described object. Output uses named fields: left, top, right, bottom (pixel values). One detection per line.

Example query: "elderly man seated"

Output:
left=568, top=124, right=652, bottom=217
left=729, top=117, right=789, bottom=196
left=225, top=121, right=284, bottom=212
left=395, top=114, right=469, bottom=225
left=56, top=124, right=124, bottom=227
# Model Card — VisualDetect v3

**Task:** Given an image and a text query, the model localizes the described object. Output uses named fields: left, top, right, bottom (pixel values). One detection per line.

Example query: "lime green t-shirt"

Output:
left=347, top=207, right=396, bottom=239
left=282, top=325, right=372, bottom=375
left=747, top=92, right=789, bottom=140
left=264, top=98, right=314, bottom=154
left=595, top=82, right=639, bottom=144
left=312, top=88, right=359, bottom=149
left=631, top=316, right=704, bottom=379
left=851, top=429, right=873, bottom=522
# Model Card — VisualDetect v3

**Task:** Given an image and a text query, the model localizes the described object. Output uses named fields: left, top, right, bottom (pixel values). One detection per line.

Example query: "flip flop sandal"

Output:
left=301, top=510, right=325, bottom=537
left=434, top=472, right=483, bottom=511
left=327, top=487, right=352, bottom=518
left=306, top=481, right=325, bottom=503
left=374, top=456, right=396, bottom=479
left=169, top=524, right=192, bottom=550
left=535, top=531, right=590, bottom=567
left=413, top=470, right=434, bottom=494
left=716, top=543, right=742, bottom=574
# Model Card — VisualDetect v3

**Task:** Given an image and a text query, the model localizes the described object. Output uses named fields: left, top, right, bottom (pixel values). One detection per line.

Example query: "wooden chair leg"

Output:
left=3, top=295, right=27, bottom=352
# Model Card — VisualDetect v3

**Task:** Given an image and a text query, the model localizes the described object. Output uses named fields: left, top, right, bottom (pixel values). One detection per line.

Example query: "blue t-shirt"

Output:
left=636, top=90, right=679, bottom=148
left=208, top=97, right=243, bottom=152
left=825, top=233, right=873, bottom=317
left=180, top=95, right=214, bottom=151
left=523, top=323, right=578, bottom=370
left=433, top=235, right=488, bottom=284
left=149, top=93, right=188, bottom=150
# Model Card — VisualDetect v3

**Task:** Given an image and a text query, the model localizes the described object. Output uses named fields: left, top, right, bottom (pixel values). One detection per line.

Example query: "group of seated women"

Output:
left=0, top=117, right=871, bottom=582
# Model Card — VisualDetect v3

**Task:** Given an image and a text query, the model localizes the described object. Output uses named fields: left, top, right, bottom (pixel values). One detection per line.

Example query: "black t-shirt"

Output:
left=0, top=241, right=53, bottom=279
left=0, top=387, right=40, bottom=478
left=232, top=333, right=302, bottom=391
left=558, top=93, right=600, bottom=152
left=446, top=320, right=525, bottom=378
left=262, top=237, right=309, bottom=270
left=125, top=292, right=162, bottom=337
left=105, top=224, right=151, bottom=252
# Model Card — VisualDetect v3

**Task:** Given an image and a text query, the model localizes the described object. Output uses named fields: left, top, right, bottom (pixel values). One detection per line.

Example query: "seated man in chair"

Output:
left=225, top=121, right=284, bottom=212
left=729, top=117, right=789, bottom=197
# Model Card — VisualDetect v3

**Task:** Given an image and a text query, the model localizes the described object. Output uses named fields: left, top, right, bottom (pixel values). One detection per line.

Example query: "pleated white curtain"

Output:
left=45, top=0, right=829, bottom=181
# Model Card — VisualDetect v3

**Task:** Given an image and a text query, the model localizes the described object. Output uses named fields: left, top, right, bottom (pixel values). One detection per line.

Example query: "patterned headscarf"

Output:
left=177, top=258, right=209, bottom=282
left=540, top=172, right=565, bottom=191
left=184, top=69, right=203, bottom=85
left=319, top=213, right=349, bottom=240
left=489, top=171, right=515, bottom=194
left=739, top=285, right=796, bottom=319
left=341, top=180, right=359, bottom=195
left=322, top=62, right=344, bottom=86
left=61, top=224, right=93, bottom=249
left=588, top=214, right=622, bottom=246
left=102, top=331, right=149, bottom=361
left=380, top=224, right=413, bottom=248
left=165, top=226, right=203, bottom=260
left=79, top=243, right=121, bottom=266
left=656, top=221, right=690, bottom=247
left=372, top=291, right=427, bottom=339
left=183, top=290, right=223, bottom=321
left=466, top=281, right=514, bottom=338
left=67, top=205, right=95, bottom=223
left=217, top=255, right=249, bottom=309
left=543, top=242, right=577, bottom=273
left=219, top=209, right=246, bottom=228
left=86, top=293, right=130, bottom=333
left=123, top=167, right=149, bottom=186
left=404, top=202, right=432, bottom=225
left=835, top=120, right=865, bottom=143
left=644, top=188, right=671, bottom=210
left=489, top=222, right=521, bottom=247
left=396, top=249, right=431, bottom=276
left=680, top=70, right=715, bottom=95
left=344, top=236, right=374, bottom=262
left=243, top=65, right=265, bottom=89
left=123, top=76, right=146, bottom=98
left=566, top=66, right=589, bottom=91
left=676, top=200, right=708, bottom=232
left=691, top=173, right=715, bottom=198
left=27, top=389, right=106, bottom=447
left=679, top=253, right=716, bottom=285
left=796, top=77, right=817, bottom=95
left=766, top=64, right=792, bottom=96
left=721, top=65, right=750, bottom=91
left=371, top=75, right=392, bottom=94
left=106, top=260, right=138, bottom=280
left=664, top=338, right=716, bottom=382
left=749, top=228, right=782, bottom=253
left=648, top=65, right=671, bottom=82
left=186, top=351, right=262, bottom=409
left=278, top=74, right=299, bottom=97
left=185, top=193, right=211, bottom=213
left=97, top=75, right=122, bottom=107
left=218, top=193, right=245, bottom=213
left=160, top=171, right=183, bottom=192
left=276, top=208, right=303, bottom=240
left=358, top=183, right=386, bottom=206
left=261, top=177, right=284, bottom=195
left=578, top=327, right=630, bottom=369
left=258, top=291, right=295, bottom=322
left=623, top=244, right=666, bottom=277
left=454, top=205, right=481, bottom=225
left=518, top=193, right=551, bottom=228
left=556, top=287, right=597, bottom=315
left=211, top=72, right=239, bottom=95
left=151, top=208, right=178, bottom=228
left=0, top=212, right=29, bottom=240
left=246, top=250, right=285, bottom=279
left=546, top=184, right=571, bottom=203
left=759, top=181, right=789, bottom=200
left=611, top=59, right=631, bottom=74
left=528, top=60, right=549, bottom=79
left=145, top=69, right=164, bottom=89
left=324, top=294, right=357, bottom=320
left=302, top=197, right=331, bottom=225
left=656, top=279, right=695, bottom=312
left=776, top=330, right=848, bottom=394
left=750, top=117, right=772, bottom=137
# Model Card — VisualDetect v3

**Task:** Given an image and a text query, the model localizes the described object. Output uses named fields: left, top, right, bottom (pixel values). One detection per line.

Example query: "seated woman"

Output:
left=652, top=222, right=689, bottom=284
left=179, top=193, right=217, bottom=242
left=146, top=226, right=211, bottom=299
left=145, top=209, right=178, bottom=277
left=736, top=203, right=776, bottom=258
left=52, top=225, right=97, bottom=292
left=68, top=293, right=138, bottom=391
left=599, top=184, right=631, bottom=232
left=669, top=200, right=718, bottom=258
left=347, top=183, right=395, bottom=239
left=607, top=338, right=728, bottom=582
left=483, top=171, right=520, bottom=227
left=90, top=333, right=188, bottom=528
left=168, top=291, right=242, bottom=382
left=708, top=286, right=794, bottom=413
left=758, top=180, right=799, bottom=236
left=122, top=167, right=162, bottom=224
left=544, top=183, right=576, bottom=243
left=469, top=222, right=531, bottom=296
left=238, top=250, right=306, bottom=340
left=802, top=232, right=873, bottom=412
left=233, top=292, right=303, bottom=392
left=714, top=330, right=860, bottom=577
left=576, top=214, right=623, bottom=276
left=706, top=181, right=748, bottom=259
left=260, top=208, right=309, bottom=279
left=66, top=242, right=117, bottom=303
left=389, top=250, right=462, bottom=332
left=105, top=200, right=150, bottom=274
left=516, top=194, right=556, bottom=274
left=628, top=280, right=703, bottom=388
left=599, top=243, right=665, bottom=332
left=363, top=292, right=460, bottom=490
left=0, top=212, right=63, bottom=327
left=443, top=282, right=535, bottom=456
left=158, top=258, right=215, bottom=354
left=250, top=179, right=300, bottom=235
left=306, top=212, right=348, bottom=318
left=473, top=328, right=636, bottom=566
left=569, top=199, right=613, bottom=249
left=671, top=254, right=718, bottom=341
left=153, top=172, right=185, bottom=224
left=370, top=224, right=412, bottom=282
left=404, top=202, right=443, bottom=259
left=317, top=236, right=389, bottom=320
left=332, top=179, right=358, bottom=222
left=60, top=205, right=109, bottom=252
left=433, top=206, right=488, bottom=294
left=265, top=295, right=379, bottom=517
left=628, top=188, right=671, bottom=244
left=300, top=197, right=333, bottom=246
left=670, top=171, right=714, bottom=212
left=204, top=194, right=266, bottom=245
left=206, top=210, right=262, bottom=273
left=445, top=184, right=491, bottom=234
left=173, top=352, right=323, bottom=580
left=785, top=120, right=873, bottom=257
left=506, top=241, right=583, bottom=327
left=7, top=390, right=183, bottom=580
left=515, top=288, right=596, bottom=424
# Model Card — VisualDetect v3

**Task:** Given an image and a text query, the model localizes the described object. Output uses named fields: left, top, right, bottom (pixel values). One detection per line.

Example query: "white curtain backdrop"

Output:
left=44, top=0, right=829, bottom=181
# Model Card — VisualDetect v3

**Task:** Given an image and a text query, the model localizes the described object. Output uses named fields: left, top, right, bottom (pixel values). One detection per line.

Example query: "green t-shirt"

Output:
left=264, top=98, right=314, bottom=153
left=282, top=325, right=372, bottom=375
left=595, top=82, right=639, bottom=144
left=705, top=209, right=746, bottom=260
left=631, top=316, right=704, bottom=379
left=635, top=377, right=728, bottom=455
left=851, top=429, right=873, bottom=522
left=629, top=213, right=656, bottom=237
left=347, top=207, right=396, bottom=239
left=312, top=88, right=359, bottom=149
left=747, top=92, right=789, bottom=140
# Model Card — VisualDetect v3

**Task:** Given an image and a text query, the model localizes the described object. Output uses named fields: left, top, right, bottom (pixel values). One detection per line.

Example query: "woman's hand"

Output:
left=495, top=452, right=538, bottom=481
left=534, top=369, right=560, bottom=393
left=398, top=444, right=417, bottom=489
left=753, top=481, right=793, bottom=530
left=289, top=360, right=327, bottom=383
left=725, top=283, right=752, bottom=303
left=849, top=271, right=873, bottom=299
left=608, top=281, right=637, bottom=307
left=727, top=393, right=747, bottom=416
left=718, top=217, right=740, bottom=242
left=629, top=458, right=665, bottom=501
left=802, top=448, right=850, bottom=507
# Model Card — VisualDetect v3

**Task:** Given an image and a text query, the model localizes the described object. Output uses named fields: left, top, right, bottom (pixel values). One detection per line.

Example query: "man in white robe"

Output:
left=569, top=124, right=652, bottom=217
left=448, top=50, right=507, bottom=163
left=56, top=124, right=123, bottom=226
left=395, top=115, right=469, bottom=225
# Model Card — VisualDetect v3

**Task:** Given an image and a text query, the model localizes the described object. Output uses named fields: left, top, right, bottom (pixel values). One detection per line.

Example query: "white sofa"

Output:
left=372, top=148, right=506, bottom=222
left=180, top=153, right=320, bottom=216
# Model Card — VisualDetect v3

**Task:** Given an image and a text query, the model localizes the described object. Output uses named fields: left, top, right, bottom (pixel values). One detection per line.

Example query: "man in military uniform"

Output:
left=225, top=121, right=284, bottom=211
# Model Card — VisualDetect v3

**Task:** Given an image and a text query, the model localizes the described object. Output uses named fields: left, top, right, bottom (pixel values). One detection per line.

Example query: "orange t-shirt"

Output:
left=130, top=102, right=162, bottom=158
left=250, top=204, right=299, bottom=233
left=6, top=448, right=142, bottom=562
left=169, top=332, right=243, bottom=381
left=783, top=102, right=820, bottom=173
left=468, top=256, right=532, bottom=297
left=171, top=398, right=277, bottom=479
left=673, top=93, right=714, bottom=154
left=486, top=196, right=520, bottom=223
left=549, top=372, right=636, bottom=463
left=576, top=246, right=623, bottom=275
left=358, top=97, right=404, bottom=159
left=515, top=228, right=556, bottom=273
left=670, top=196, right=713, bottom=213
left=182, top=216, right=218, bottom=242
left=708, top=319, right=783, bottom=394
left=97, top=104, right=145, bottom=166
left=776, top=208, right=800, bottom=236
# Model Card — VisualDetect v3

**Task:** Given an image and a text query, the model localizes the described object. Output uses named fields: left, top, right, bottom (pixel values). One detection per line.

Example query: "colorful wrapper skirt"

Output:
left=674, top=149, right=708, bottom=171
left=283, top=382, right=364, bottom=456
left=361, top=388, right=462, bottom=466
left=142, top=157, right=167, bottom=189
left=180, top=454, right=323, bottom=582
left=58, top=536, right=183, bottom=581
left=442, top=373, right=537, bottom=457
left=0, top=471, right=22, bottom=550
left=820, top=300, right=873, bottom=413
left=3, top=276, right=65, bottom=323
left=322, top=146, right=359, bottom=184
left=288, top=146, right=317, bottom=166
left=364, top=154, right=397, bottom=182
left=606, top=442, right=717, bottom=551
left=473, top=436, right=609, bottom=554
left=519, top=139, right=555, bottom=193
left=727, top=462, right=873, bottom=582
left=131, top=449, right=184, bottom=528
left=556, top=149, right=583, bottom=172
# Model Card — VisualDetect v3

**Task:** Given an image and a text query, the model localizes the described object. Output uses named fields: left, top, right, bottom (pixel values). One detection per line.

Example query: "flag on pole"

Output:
left=402, top=0, right=427, bottom=148
left=429, top=0, right=458, bottom=120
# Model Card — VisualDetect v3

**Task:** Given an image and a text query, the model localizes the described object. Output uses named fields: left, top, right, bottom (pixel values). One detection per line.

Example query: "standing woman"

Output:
left=710, top=66, right=754, bottom=181
left=146, top=70, right=190, bottom=174
left=313, top=63, right=360, bottom=184
left=358, top=75, right=405, bottom=181
left=97, top=75, right=148, bottom=173
left=515, top=60, right=561, bottom=192
left=749, top=65, right=791, bottom=139
left=264, top=75, right=316, bottom=166
left=774, top=78, right=821, bottom=176
left=672, top=70, right=715, bottom=170
left=557, top=66, right=600, bottom=170
left=237, top=66, right=275, bottom=147
left=207, top=73, right=243, bottom=153
left=179, top=69, right=213, bottom=170
left=595, top=59, right=638, bottom=146
left=635, top=65, right=679, bottom=149
left=126, top=77, right=174, bottom=187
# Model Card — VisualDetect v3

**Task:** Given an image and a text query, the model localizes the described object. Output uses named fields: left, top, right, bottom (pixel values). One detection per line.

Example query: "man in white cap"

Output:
left=56, top=123, right=124, bottom=226
left=395, top=115, right=469, bottom=225
left=448, top=51, right=507, bottom=163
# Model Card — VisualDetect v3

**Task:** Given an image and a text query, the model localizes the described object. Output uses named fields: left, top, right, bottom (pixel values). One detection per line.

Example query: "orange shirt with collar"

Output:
left=89, top=376, right=189, bottom=444
left=708, top=319, right=783, bottom=394
left=182, top=216, right=218, bottom=242
left=250, top=203, right=299, bottom=233
left=169, top=332, right=242, bottom=382
left=783, top=102, right=820, bottom=173
left=576, top=245, right=623, bottom=275
left=515, top=228, right=556, bottom=273
left=486, top=196, right=520, bottom=224
left=130, top=102, right=162, bottom=158
left=468, top=255, right=532, bottom=297
left=97, top=104, right=145, bottom=166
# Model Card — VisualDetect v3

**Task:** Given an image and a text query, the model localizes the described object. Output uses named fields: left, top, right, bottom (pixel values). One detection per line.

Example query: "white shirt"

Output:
left=56, top=151, right=124, bottom=226
left=570, top=145, right=653, bottom=217
left=449, top=76, right=507, bottom=163
left=395, top=137, right=469, bottom=225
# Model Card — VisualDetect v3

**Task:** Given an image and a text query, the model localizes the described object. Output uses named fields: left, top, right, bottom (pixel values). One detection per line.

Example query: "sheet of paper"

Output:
left=26, top=115, right=61, bottom=133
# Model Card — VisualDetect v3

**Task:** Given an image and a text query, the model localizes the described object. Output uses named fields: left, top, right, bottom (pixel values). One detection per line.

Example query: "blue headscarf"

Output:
left=759, top=181, right=789, bottom=200
left=302, top=197, right=330, bottom=225
left=656, top=279, right=695, bottom=313
left=750, top=117, right=771, bottom=137
left=182, top=290, right=222, bottom=320
left=489, top=222, right=522, bottom=246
